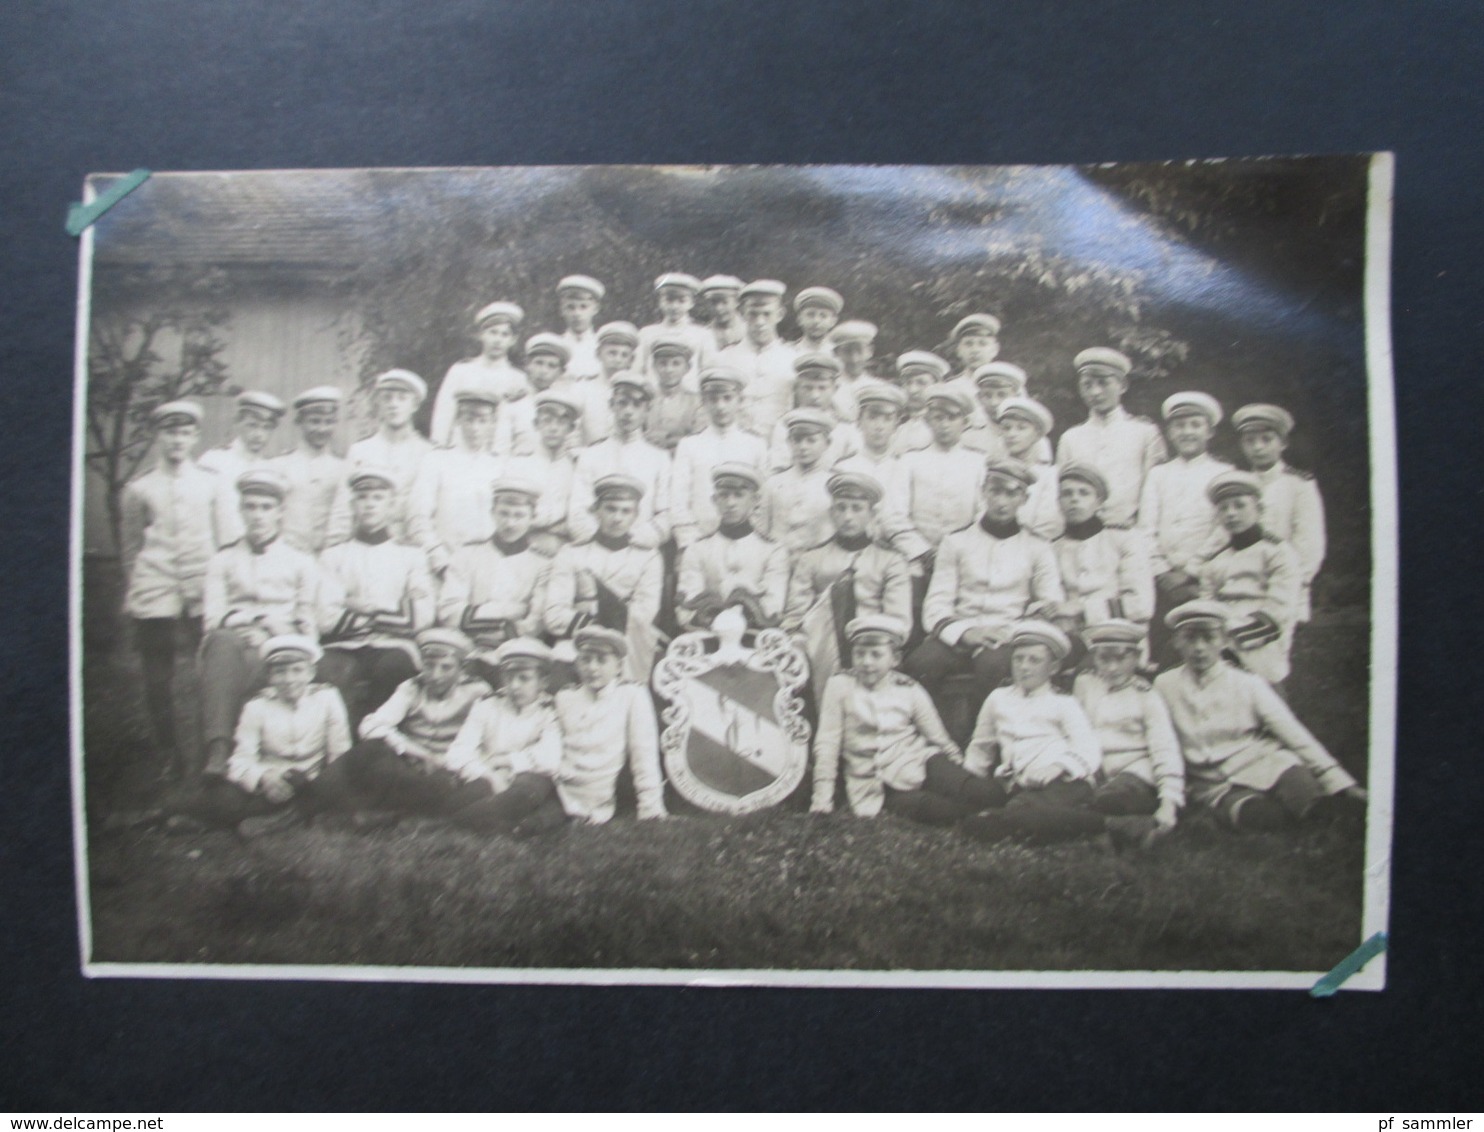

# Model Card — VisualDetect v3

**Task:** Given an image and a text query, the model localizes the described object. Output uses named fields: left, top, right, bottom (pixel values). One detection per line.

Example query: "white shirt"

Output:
left=1253, top=461, right=1326, bottom=620
left=316, top=534, right=435, bottom=653
left=717, top=337, right=797, bottom=434
left=561, top=328, right=602, bottom=381
left=1053, top=524, right=1155, bottom=625
left=897, top=444, right=989, bottom=556
left=199, top=439, right=272, bottom=547
left=120, top=461, right=223, bottom=619
left=1138, top=451, right=1233, bottom=574
left=508, top=447, right=578, bottom=540
left=965, top=683, right=1101, bottom=788
left=331, top=430, right=434, bottom=545
left=444, top=693, right=562, bottom=791
left=553, top=682, right=666, bottom=822
left=568, top=434, right=673, bottom=548
left=1073, top=672, right=1184, bottom=808
left=670, top=425, right=769, bottom=547
left=431, top=357, right=529, bottom=446
left=406, top=445, right=503, bottom=553
left=637, top=321, right=715, bottom=390
left=438, top=538, right=552, bottom=647
left=923, top=520, right=1064, bottom=647
left=203, top=536, right=320, bottom=636
left=675, top=526, right=789, bottom=628
left=227, top=684, right=351, bottom=794
left=269, top=448, right=348, bottom=555
left=755, top=463, right=835, bottom=557
left=1056, top=407, right=1168, bottom=528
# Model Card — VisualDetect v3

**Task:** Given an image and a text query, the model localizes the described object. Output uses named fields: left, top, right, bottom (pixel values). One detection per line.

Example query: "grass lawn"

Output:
left=80, top=563, right=1373, bottom=975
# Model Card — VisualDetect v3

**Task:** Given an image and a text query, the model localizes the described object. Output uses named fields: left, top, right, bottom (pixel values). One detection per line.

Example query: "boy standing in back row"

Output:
left=555, top=275, right=605, bottom=381
left=200, top=391, right=285, bottom=546
left=718, top=279, right=797, bottom=434
left=431, top=301, right=528, bottom=446
left=1055, top=348, right=1167, bottom=528
left=271, top=387, right=348, bottom=555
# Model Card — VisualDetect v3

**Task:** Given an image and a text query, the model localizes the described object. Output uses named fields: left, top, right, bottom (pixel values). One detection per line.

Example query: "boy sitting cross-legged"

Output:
left=552, top=625, right=668, bottom=825
left=170, top=635, right=350, bottom=838
left=810, top=615, right=1004, bottom=824
left=443, top=638, right=566, bottom=835
left=1074, top=620, right=1184, bottom=846
left=958, top=621, right=1109, bottom=845
left=1154, top=601, right=1365, bottom=831
left=312, top=627, right=494, bottom=830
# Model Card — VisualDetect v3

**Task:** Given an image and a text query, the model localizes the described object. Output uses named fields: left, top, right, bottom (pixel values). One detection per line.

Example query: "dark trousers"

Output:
left=171, top=776, right=322, bottom=827
left=448, top=772, right=562, bottom=834
left=1214, top=766, right=1325, bottom=830
left=881, top=752, right=1007, bottom=825
left=317, top=647, right=418, bottom=728
left=902, top=637, right=1015, bottom=726
left=961, top=779, right=1104, bottom=844
left=199, top=628, right=265, bottom=757
left=1149, top=572, right=1201, bottom=669
left=133, top=616, right=202, bottom=769
left=1091, top=772, right=1159, bottom=816
left=314, top=738, right=480, bottom=816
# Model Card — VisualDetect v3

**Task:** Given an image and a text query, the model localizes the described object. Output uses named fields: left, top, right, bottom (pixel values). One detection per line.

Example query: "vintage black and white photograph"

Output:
left=71, top=157, right=1395, bottom=987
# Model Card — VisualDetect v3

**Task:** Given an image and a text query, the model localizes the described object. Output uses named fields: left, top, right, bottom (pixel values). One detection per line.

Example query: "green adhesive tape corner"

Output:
left=66, top=169, right=151, bottom=236
left=1310, top=931, right=1388, bottom=997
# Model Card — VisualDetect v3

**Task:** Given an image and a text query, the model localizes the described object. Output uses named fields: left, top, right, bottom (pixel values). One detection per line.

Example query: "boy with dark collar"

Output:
left=675, top=463, right=788, bottom=632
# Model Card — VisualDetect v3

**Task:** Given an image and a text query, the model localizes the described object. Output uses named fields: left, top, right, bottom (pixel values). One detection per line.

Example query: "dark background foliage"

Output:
left=3, top=0, right=1482, bottom=1112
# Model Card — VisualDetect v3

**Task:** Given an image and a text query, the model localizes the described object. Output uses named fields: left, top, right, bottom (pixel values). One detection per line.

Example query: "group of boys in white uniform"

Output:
left=118, top=271, right=1362, bottom=842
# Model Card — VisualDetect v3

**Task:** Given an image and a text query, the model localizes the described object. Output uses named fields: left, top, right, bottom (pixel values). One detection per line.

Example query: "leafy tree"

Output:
left=85, top=265, right=234, bottom=552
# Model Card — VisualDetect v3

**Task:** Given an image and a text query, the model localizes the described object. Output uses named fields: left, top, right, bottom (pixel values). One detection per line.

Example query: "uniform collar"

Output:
left=595, top=531, right=631, bottom=551
left=1091, top=405, right=1130, bottom=426
left=719, top=520, right=754, bottom=540
left=1063, top=516, right=1104, bottom=540
left=833, top=531, right=872, bottom=552
left=1252, top=461, right=1285, bottom=483
left=246, top=534, right=279, bottom=555
left=354, top=527, right=392, bottom=546
left=494, top=534, right=531, bottom=555
left=1228, top=524, right=1264, bottom=551
left=979, top=514, right=1020, bottom=539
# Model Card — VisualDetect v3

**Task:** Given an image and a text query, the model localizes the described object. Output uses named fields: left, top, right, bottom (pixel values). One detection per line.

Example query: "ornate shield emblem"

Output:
left=651, top=609, right=811, bottom=814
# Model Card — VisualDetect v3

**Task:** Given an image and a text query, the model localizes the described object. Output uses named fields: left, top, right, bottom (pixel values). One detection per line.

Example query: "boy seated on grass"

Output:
left=552, top=625, right=668, bottom=825
left=1196, top=470, right=1302, bottom=688
left=1073, top=620, right=1184, bottom=846
left=810, top=615, right=1004, bottom=824
left=169, top=635, right=350, bottom=838
left=311, top=627, right=494, bottom=830
left=1153, top=601, right=1366, bottom=832
left=958, top=621, right=1110, bottom=845
left=442, top=638, right=566, bottom=836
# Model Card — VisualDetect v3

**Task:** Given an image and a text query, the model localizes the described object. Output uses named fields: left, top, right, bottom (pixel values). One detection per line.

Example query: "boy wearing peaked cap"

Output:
left=556, top=275, right=606, bottom=381
left=170, top=635, right=351, bottom=838
left=1055, top=348, right=1167, bottom=529
left=644, top=334, right=704, bottom=451
left=811, top=616, right=1004, bottom=823
left=1051, top=461, right=1155, bottom=638
left=964, top=362, right=1054, bottom=465
left=893, top=385, right=988, bottom=562
left=717, top=279, right=798, bottom=434
left=890, top=350, right=951, bottom=455
left=1074, top=620, right=1184, bottom=843
left=793, top=285, right=843, bottom=358
left=638, top=272, right=713, bottom=390
left=1138, top=391, right=1234, bottom=665
left=316, top=467, right=435, bottom=728
left=576, top=320, right=639, bottom=446
left=675, top=463, right=789, bottom=632
left=993, top=396, right=1063, bottom=540
left=552, top=625, right=668, bottom=824
left=406, top=385, right=504, bottom=577
left=830, top=319, right=891, bottom=424
left=766, top=352, right=860, bottom=471
left=431, top=301, right=529, bottom=447
left=122, top=400, right=221, bottom=781
left=442, top=639, right=566, bottom=834
left=670, top=367, right=769, bottom=550
left=1154, top=601, right=1365, bottom=831
left=507, top=389, right=581, bottom=554
left=700, top=275, right=746, bottom=352
left=958, top=621, right=1108, bottom=845
left=905, top=458, right=1065, bottom=727
left=544, top=474, right=665, bottom=682
left=1194, top=470, right=1302, bottom=687
left=200, top=391, right=286, bottom=546
left=311, top=628, right=496, bottom=829
left=198, top=469, right=321, bottom=781
left=782, top=471, right=913, bottom=699
left=568, top=372, right=672, bottom=548
left=439, top=478, right=553, bottom=680
left=755, top=408, right=839, bottom=558
left=943, top=313, right=1002, bottom=425
left=834, top=383, right=917, bottom=557
left=1232, top=403, right=1326, bottom=624
left=330, top=369, right=434, bottom=546
left=269, top=387, right=348, bottom=555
